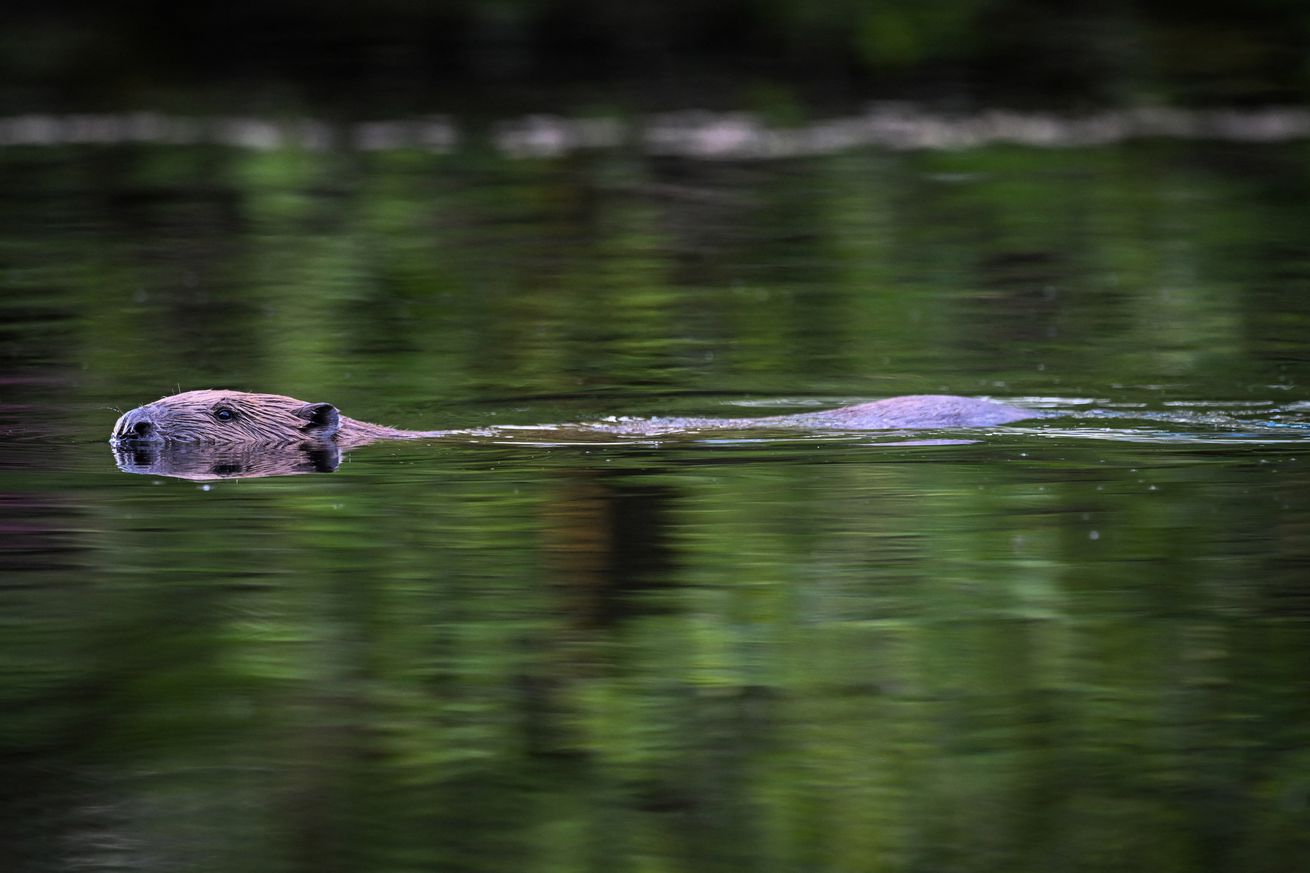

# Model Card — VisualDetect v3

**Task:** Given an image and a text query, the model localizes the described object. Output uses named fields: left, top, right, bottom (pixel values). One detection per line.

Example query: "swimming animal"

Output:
left=110, top=389, right=1038, bottom=448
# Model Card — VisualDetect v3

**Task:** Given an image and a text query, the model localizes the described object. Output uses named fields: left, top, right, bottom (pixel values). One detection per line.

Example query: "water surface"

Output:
left=3, top=135, right=1310, bottom=872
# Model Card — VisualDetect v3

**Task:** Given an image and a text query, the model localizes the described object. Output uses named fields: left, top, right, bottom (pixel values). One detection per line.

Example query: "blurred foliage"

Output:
left=3, top=0, right=1310, bottom=110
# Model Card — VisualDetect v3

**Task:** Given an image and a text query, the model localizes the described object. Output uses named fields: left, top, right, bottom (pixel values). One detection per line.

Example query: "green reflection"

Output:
left=2, top=139, right=1310, bottom=872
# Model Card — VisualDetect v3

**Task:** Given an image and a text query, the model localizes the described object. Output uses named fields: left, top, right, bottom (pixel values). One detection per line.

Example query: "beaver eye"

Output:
left=214, top=407, right=236, bottom=422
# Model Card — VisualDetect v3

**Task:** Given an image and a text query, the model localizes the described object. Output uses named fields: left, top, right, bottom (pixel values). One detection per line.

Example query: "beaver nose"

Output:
left=113, top=408, right=162, bottom=443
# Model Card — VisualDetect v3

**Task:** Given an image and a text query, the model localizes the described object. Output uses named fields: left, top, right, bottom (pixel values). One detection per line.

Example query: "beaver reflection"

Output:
left=112, top=441, right=342, bottom=481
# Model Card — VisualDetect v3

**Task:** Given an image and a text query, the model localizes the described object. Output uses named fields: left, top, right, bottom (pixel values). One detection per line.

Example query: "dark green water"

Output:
left=3, top=137, right=1310, bottom=872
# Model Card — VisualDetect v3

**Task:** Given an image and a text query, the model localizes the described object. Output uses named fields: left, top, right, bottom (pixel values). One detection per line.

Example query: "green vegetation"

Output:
left=4, top=1, right=1309, bottom=109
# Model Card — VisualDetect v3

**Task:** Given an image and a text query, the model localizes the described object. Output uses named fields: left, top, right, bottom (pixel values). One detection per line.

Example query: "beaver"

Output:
left=110, top=389, right=1037, bottom=449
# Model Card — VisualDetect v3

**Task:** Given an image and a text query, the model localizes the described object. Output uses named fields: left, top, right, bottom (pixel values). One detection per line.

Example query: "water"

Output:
left=3, top=134, right=1310, bottom=872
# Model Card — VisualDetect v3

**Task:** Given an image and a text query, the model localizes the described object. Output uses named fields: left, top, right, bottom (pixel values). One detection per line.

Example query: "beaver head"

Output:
left=111, top=389, right=341, bottom=446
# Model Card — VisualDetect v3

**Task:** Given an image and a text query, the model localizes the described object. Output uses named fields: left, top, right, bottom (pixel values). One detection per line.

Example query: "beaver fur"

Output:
left=110, top=389, right=428, bottom=448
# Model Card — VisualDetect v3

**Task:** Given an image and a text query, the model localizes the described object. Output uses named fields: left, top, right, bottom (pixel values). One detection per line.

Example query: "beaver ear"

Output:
left=295, top=402, right=340, bottom=438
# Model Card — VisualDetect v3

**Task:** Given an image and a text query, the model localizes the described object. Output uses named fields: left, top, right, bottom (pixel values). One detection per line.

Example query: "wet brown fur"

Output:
left=111, top=389, right=1037, bottom=449
left=110, top=389, right=439, bottom=449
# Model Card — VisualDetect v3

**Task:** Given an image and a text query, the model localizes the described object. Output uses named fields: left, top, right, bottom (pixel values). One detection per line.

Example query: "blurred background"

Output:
left=3, top=4, right=1310, bottom=873
left=5, top=0, right=1310, bottom=112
